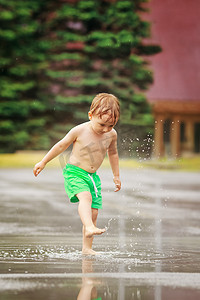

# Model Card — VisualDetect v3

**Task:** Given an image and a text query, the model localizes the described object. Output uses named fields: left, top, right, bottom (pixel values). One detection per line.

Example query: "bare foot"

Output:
left=85, top=226, right=106, bottom=238
left=82, top=248, right=99, bottom=256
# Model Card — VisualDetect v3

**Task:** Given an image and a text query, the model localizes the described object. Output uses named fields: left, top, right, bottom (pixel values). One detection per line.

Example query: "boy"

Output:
left=33, top=93, right=121, bottom=255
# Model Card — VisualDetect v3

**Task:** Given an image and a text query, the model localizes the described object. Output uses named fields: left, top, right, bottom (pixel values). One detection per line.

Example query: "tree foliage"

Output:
left=0, top=0, right=51, bottom=152
left=0, top=0, right=161, bottom=153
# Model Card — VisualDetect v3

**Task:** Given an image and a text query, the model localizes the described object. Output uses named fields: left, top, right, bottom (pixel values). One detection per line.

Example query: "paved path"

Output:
left=0, top=167, right=200, bottom=299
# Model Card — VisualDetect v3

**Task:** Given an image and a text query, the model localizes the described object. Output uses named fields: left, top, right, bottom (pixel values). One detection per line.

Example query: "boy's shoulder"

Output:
left=110, top=128, right=117, bottom=138
left=70, top=121, right=89, bottom=134
left=72, top=121, right=89, bottom=130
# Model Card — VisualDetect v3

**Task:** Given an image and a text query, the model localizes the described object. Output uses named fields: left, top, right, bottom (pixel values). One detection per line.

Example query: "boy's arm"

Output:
left=33, top=127, right=77, bottom=177
left=107, top=130, right=121, bottom=192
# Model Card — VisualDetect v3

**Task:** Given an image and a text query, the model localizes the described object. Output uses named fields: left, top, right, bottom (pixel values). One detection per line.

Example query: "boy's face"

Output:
left=88, top=111, right=117, bottom=135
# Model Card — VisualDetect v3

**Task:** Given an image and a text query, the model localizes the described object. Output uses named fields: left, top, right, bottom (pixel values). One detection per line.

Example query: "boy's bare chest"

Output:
left=76, top=132, right=112, bottom=154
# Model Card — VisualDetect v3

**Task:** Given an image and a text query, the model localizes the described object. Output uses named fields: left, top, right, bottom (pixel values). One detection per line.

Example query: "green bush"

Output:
left=0, top=0, right=161, bottom=153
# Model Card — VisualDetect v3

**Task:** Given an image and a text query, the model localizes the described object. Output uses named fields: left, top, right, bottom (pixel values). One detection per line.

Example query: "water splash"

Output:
left=105, top=217, right=117, bottom=231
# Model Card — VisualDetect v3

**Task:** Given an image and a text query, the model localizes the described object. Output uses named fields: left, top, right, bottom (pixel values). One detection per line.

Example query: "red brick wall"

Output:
left=144, top=0, right=200, bottom=102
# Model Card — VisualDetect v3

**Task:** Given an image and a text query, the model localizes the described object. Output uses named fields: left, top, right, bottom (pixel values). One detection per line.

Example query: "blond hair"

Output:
left=90, top=93, right=120, bottom=124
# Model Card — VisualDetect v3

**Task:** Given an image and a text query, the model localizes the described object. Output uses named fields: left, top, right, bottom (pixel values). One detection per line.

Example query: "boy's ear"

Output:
left=88, top=111, right=92, bottom=120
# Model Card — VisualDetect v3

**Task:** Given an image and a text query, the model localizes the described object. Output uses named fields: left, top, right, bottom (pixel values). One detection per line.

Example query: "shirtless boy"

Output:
left=33, top=93, right=121, bottom=255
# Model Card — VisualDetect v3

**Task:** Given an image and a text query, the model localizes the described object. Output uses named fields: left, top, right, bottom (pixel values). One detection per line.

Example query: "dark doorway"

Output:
left=180, top=122, right=186, bottom=143
left=194, top=123, right=200, bottom=153
left=164, top=119, right=171, bottom=155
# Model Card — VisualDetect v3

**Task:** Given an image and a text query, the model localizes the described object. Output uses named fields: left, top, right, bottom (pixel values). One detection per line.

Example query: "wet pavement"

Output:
left=0, top=166, right=200, bottom=300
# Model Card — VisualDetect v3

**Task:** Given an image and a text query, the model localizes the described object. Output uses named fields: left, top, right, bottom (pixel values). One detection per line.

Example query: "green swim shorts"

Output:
left=63, top=164, right=102, bottom=209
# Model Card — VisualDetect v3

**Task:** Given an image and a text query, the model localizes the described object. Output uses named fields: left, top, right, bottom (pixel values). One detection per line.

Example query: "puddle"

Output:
left=0, top=168, right=200, bottom=299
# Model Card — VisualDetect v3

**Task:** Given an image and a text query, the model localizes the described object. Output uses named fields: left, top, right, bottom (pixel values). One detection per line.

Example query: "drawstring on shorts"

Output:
left=88, top=174, right=98, bottom=197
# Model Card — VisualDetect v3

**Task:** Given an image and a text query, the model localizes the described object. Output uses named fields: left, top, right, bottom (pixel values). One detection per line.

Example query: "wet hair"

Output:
left=90, top=93, right=120, bottom=124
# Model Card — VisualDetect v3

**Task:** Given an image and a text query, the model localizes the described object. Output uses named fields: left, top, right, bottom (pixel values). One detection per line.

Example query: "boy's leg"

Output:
left=82, top=208, right=98, bottom=255
left=76, top=191, right=105, bottom=239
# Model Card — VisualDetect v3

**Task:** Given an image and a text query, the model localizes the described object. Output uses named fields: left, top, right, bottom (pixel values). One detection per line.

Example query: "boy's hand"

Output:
left=113, top=176, right=121, bottom=192
left=33, top=161, right=46, bottom=177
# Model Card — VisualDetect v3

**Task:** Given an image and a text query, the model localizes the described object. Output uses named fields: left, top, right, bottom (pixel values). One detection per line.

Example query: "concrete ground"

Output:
left=0, top=167, right=200, bottom=300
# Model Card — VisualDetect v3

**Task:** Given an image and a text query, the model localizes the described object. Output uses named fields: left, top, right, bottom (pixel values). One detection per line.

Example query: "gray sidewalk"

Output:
left=0, top=167, right=200, bottom=299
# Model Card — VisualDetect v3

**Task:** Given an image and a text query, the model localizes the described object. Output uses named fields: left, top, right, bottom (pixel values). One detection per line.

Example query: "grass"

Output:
left=0, top=151, right=200, bottom=172
left=0, top=151, right=62, bottom=169
left=142, top=157, right=200, bottom=172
